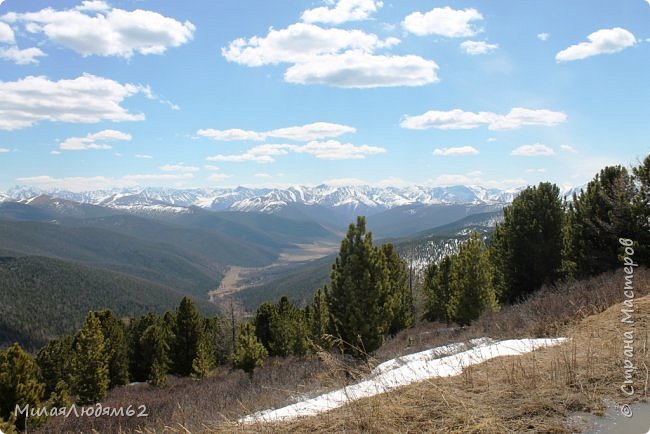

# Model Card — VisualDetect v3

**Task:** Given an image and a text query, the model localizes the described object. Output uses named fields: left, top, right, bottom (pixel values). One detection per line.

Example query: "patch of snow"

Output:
left=239, top=337, right=567, bottom=424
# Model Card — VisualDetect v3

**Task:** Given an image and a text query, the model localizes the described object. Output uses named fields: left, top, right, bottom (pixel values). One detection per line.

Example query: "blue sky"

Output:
left=0, top=0, right=648, bottom=192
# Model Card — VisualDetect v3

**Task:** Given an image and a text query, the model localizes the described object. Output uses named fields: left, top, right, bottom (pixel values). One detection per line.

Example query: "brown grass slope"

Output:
left=35, top=269, right=649, bottom=433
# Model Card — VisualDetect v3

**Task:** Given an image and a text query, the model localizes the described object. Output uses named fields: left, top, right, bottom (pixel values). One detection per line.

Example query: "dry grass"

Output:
left=35, top=268, right=650, bottom=433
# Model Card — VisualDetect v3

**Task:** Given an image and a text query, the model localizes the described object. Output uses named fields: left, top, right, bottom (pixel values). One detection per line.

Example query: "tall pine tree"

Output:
left=382, top=243, right=413, bottom=334
left=71, top=312, right=109, bottom=405
left=424, top=255, right=455, bottom=324
left=172, top=297, right=204, bottom=376
left=326, top=216, right=391, bottom=356
left=232, top=323, right=268, bottom=378
left=96, top=310, right=129, bottom=388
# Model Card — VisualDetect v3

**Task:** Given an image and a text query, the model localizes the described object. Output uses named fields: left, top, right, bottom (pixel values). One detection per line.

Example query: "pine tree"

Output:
left=449, top=233, right=498, bottom=326
left=254, top=302, right=277, bottom=352
left=191, top=332, right=215, bottom=380
left=424, top=255, right=455, bottom=324
left=232, top=323, right=268, bottom=378
left=491, top=182, right=564, bottom=302
left=308, top=286, right=331, bottom=348
left=172, top=297, right=204, bottom=376
left=0, top=343, right=46, bottom=430
left=71, top=312, right=109, bottom=405
left=632, top=155, right=650, bottom=265
left=327, top=216, right=391, bottom=356
left=269, top=296, right=300, bottom=357
left=382, top=243, right=413, bottom=334
left=139, top=321, right=171, bottom=387
left=96, top=309, right=129, bottom=388
left=127, top=312, right=160, bottom=382
left=36, top=336, right=73, bottom=397
left=564, top=166, right=636, bottom=277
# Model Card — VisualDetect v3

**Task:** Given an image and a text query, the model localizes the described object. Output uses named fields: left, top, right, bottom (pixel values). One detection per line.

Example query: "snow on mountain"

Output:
left=1, top=184, right=531, bottom=215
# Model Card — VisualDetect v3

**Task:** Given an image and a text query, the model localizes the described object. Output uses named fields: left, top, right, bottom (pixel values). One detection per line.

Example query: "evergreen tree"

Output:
left=191, top=332, right=215, bottom=380
left=172, top=297, right=204, bottom=376
left=382, top=243, right=413, bottom=334
left=36, top=336, right=73, bottom=397
left=449, top=233, right=498, bottom=326
left=308, top=286, right=331, bottom=348
left=564, top=166, right=636, bottom=277
left=127, top=312, right=160, bottom=382
left=204, top=316, right=228, bottom=365
left=491, top=182, right=564, bottom=302
left=232, top=323, right=268, bottom=378
left=424, top=255, right=455, bottom=324
left=254, top=302, right=277, bottom=352
left=0, top=343, right=46, bottom=430
left=327, top=216, right=391, bottom=356
left=96, top=309, right=129, bottom=388
left=139, top=320, right=171, bottom=387
left=632, top=155, right=650, bottom=264
left=71, top=312, right=109, bottom=405
left=268, top=296, right=301, bottom=357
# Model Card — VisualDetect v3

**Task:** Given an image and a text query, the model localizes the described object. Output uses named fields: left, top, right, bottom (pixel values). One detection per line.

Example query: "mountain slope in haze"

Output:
left=0, top=255, right=217, bottom=351
left=0, top=219, right=224, bottom=296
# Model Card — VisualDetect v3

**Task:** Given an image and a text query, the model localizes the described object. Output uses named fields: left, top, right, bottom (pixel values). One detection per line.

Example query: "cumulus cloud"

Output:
left=0, top=46, right=47, bottom=64
left=135, top=154, right=153, bottom=159
left=510, top=144, right=555, bottom=157
left=222, top=22, right=438, bottom=88
left=159, top=164, right=200, bottom=173
left=208, top=173, right=231, bottom=181
left=460, top=40, right=498, bottom=55
left=285, top=51, right=438, bottom=88
left=197, top=122, right=356, bottom=142
left=204, top=165, right=220, bottom=171
left=0, top=147, right=9, bottom=153
left=0, top=74, right=146, bottom=130
left=222, top=23, right=398, bottom=66
left=6, top=4, right=195, bottom=58
left=16, top=174, right=193, bottom=191
left=302, top=0, right=383, bottom=25
left=556, top=27, right=636, bottom=62
left=402, top=7, right=483, bottom=37
left=0, top=22, right=14, bottom=43
left=400, top=108, right=567, bottom=131
left=433, top=146, right=479, bottom=156
left=206, top=140, right=385, bottom=163
left=59, top=129, right=132, bottom=151
left=537, top=32, right=550, bottom=41
left=560, top=144, right=578, bottom=153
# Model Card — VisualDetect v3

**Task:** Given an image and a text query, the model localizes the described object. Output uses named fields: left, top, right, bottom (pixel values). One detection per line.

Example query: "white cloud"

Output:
left=322, top=177, right=367, bottom=186
left=402, top=7, right=483, bottom=37
left=8, top=4, right=195, bottom=58
left=222, top=23, right=398, bottom=67
left=0, top=46, right=47, bottom=64
left=460, top=40, right=498, bottom=55
left=525, top=168, right=547, bottom=173
left=135, top=154, right=153, bottom=159
left=197, top=128, right=264, bottom=142
left=537, top=32, right=550, bottom=41
left=59, top=129, right=132, bottom=151
left=204, top=165, right=220, bottom=171
left=0, top=74, right=146, bottom=130
left=556, top=27, right=636, bottom=62
left=207, top=140, right=385, bottom=163
left=302, top=0, right=383, bottom=25
left=206, top=144, right=291, bottom=163
left=76, top=1, right=110, bottom=12
left=401, top=108, right=567, bottom=131
left=487, top=137, right=497, bottom=142
left=197, top=122, right=356, bottom=142
left=208, top=173, right=231, bottom=181
left=254, top=173, right=272, bottom=178
left=50, top=150, right=60, bottom=155
left=293, top=140, right=386, bottom=160
left=284, top=51, right=438, bottom=88
left=16, top=174, right=193, bottom=191
left=0, top=22, right=14, bottom=43
left=0, top=147, right=9, bottom=153
left=427, top=172, right=525, bottom=189
left=159, top=164, right=200, bottom=173
left=433, top=146, right=479, bottom=156
left=511, top=144, right=555, bottom=157
left=560, top=144, right=578, bottom=153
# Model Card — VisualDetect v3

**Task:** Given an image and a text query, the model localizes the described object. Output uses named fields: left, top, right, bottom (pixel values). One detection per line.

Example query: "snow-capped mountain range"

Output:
left=0, top=184, right=582, bottom=217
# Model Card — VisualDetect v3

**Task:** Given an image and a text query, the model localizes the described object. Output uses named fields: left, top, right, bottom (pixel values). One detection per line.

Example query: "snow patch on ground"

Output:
left=240, top=337, right=567, bottom=424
